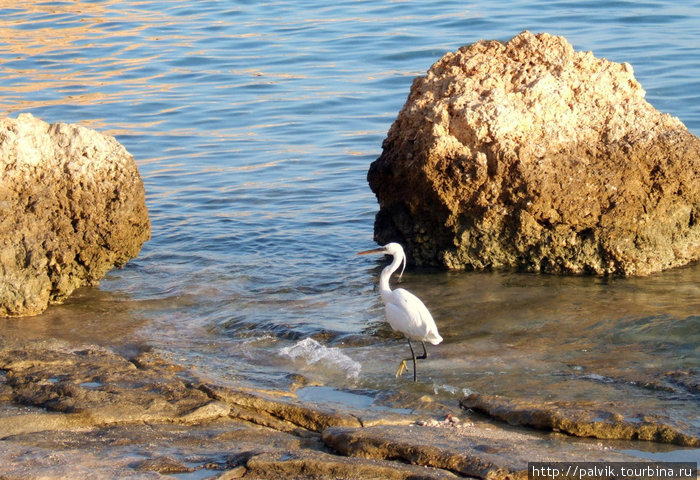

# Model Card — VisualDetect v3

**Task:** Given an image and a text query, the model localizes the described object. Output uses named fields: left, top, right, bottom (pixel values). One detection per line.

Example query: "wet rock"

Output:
left=0, top=409, right=94, bottom=439
left=0, top=417, right=304, bottom=479
left=323, top=423, right=641, bottom=480
left=368, top=31, right=700, bottom=275
left=0, top=341, right=227, bottom=432
left=245, top=449, right=459, bottom=480
left=460, top=393, right=699, bottom=447
left=0, top=113, right=150, bottom=316
left=133, top=455, right=194, bottom=473
left=201, top=383, right=362, bottom=433
left=0, top=339, right=363, bottom=439
left=213, top=466, right=247, bottom=479
left=667, top=369, right=700, bottom=394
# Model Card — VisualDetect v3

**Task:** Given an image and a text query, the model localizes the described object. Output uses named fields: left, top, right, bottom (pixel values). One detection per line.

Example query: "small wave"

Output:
left=279, top=338, right=361, bottom=379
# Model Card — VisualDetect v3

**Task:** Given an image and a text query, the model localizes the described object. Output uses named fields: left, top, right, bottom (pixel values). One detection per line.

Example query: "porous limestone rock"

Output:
left=0, top=113, right=150, bottom=316
left=369, top=31, right=700, bottom=275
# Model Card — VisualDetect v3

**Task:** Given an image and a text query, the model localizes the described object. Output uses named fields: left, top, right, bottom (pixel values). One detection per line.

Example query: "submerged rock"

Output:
left=369, top=31, right=700, bottom=275
left=0, top=113, right=150, bottom=316
left=460, top=393, right=699, bottom=447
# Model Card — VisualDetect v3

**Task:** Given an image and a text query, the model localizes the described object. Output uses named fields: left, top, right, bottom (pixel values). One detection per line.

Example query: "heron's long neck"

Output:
left=378, top=253, right=403, bottom=299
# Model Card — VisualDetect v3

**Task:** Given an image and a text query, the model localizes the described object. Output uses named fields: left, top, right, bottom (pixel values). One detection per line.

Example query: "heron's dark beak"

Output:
left=357, top=247, right=385, bottom=255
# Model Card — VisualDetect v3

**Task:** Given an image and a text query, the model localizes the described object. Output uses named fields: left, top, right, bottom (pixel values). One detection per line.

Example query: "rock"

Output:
left=213, top=466, right=248, bottom=479
left=0, top=414, right=305, bottom=480
left=245, top=449, right=458, bottom=480
left=0, top=113, right=150, bottom=316
left=368, top=31, right=700, bottom=275
left=0, top=342, right=227, bottom=430
left=0, top=339, right=361, bottom=438
left=667, top=369, right=700, bottom=394
left=133, top=455, right=194, bottom=473
left=323, top=423, right=641, bottom=480
left=201, top=383, right=363, bottom=433
left=460, top=393, right=699, bottom=447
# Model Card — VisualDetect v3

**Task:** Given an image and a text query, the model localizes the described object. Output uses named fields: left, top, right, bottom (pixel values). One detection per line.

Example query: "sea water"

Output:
left=0, top=0, right=698, bottom=459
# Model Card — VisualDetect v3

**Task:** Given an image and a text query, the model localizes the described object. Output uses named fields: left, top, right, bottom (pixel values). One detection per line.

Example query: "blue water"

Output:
left=0, top=0, right=698, bottom=458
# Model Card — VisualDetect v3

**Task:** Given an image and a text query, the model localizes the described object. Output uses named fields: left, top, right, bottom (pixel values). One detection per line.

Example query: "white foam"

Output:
left=279, top=338, right=361, bottom=379
left=433, top=383, right=458, bottom=395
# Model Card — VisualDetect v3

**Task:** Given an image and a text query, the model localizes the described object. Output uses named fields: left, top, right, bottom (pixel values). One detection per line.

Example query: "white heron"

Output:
left=357, top=242, right=442, bottom=382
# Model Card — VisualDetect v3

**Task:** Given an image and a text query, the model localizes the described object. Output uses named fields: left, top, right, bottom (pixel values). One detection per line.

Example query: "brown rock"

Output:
left=369, top=31, right=700, bottom=275
left=134, top=455, right=194, bottom=473
left=201, top=383, right=362, bottom=433
left=460, top=393, right=699, bottom=447
left=667, top=369, right=700, bottom=394
left=245, top=449, right=458, bottom=480
left=0, top=342, right=227, bottom=430
left=0, top=113, right=150, bottom=316
left=323, top=423, right=641, bottom=480
left=0, top=340, right=357, bottom=438
left=213, top=466, right=248, bottom=479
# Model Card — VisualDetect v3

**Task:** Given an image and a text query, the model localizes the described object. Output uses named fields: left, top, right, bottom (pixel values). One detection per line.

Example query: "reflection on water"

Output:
left=0, top=0, right=698, bottom=460
left=0, top=1, right=180, bottom=125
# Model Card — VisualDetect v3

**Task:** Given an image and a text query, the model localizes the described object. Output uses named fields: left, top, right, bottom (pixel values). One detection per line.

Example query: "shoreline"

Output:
left=0, top=338, right=697, bottom=479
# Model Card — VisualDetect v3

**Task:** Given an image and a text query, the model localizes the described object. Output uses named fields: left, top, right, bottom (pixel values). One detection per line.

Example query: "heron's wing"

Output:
left=385, top=288, right=442, bottom=344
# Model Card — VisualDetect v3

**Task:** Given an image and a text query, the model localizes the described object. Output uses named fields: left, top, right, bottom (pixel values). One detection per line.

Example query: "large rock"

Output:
left=0, top=113, right=150, bottom=316
left=369, top=31, right=700, bottom=275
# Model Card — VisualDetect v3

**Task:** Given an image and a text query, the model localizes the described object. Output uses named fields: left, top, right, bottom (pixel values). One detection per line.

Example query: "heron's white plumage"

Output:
left=385, top=288, right=442, bottom=344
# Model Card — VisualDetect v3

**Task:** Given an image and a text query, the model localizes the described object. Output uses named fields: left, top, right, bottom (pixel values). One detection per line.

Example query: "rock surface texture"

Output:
left=0, top=113, right=150, bottom=316
left=369, top=31, right=700, bottom=275
left=460, top=393, right=699, bottom=447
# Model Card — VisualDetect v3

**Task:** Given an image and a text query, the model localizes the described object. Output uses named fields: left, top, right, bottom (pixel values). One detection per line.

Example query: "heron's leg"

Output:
left=407, top=339, right=418, bottom=382
left=417, top=341, right=427, bottom=360
left=396, top=340, right=424, bottom=382
left=395, top=340, right=417, bottom=380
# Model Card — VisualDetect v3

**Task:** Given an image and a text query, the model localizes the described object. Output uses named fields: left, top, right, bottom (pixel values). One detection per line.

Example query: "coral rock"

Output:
left=0, top=113, right=150, bottom=316
left=369, top=31, right=700, bottom=275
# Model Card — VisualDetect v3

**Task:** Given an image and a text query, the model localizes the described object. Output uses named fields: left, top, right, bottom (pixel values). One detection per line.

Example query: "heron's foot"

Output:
left=395, top=360, right=408, bottom=378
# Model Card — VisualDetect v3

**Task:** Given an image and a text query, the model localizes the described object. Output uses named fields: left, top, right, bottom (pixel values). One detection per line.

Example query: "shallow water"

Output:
left=0, top=0, right=698, bottom=462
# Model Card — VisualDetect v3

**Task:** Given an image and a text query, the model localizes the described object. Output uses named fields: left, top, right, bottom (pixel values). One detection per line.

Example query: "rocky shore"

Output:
left=0, top=339, right=696, bottom=479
